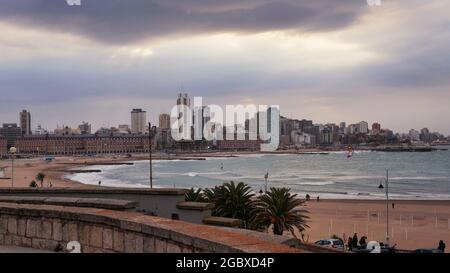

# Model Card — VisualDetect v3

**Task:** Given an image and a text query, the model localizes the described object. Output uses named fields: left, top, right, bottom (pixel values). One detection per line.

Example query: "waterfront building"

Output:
left=54, top=126, right=81, bottom=136
left=291, top=131, right=316, bottom=147
left=15, top=134, right=152, bottom=155
left=159, top=113, right=171, bottom=130
left=0, top=123, right=22, bottom=148
left=0, top=136, right=7, bottom=156
left=117, top=124, right=131, bottom=133
left=131, top=109, right=147, bottom=134
left=372, top=122, right=381, bottom=134
left=420, top=128, right=431, bottom=143
left=19, top=110, right=32, bottom=136
left=339, top=122, right=346, bottom=134
left=78, top=122, right=92, bottom=134
left=409, top=129, right=421, bottom=142
left=347, top=124, right=357, bottom=135
left=358, top=121, right=369, bottom=134
left=215, top=139, right=260, bottom=151
left=34, top=124, right=48, bottom=135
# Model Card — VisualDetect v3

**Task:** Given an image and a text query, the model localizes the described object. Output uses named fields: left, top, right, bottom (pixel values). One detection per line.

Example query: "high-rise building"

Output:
left=20, top=110, right=31, bottom=136
left=159, top=114, right=171, bottom=129
left=176, top=94, right=191, bottom=140
left=358, top=121, right=369, bottom=134
left=372, top=122, right=381, bottom=134
left=78, top=122, right=92, bottom=134
left=0, top=123, right=22, bottom=148
left=131, top=109, right=147, bottom=134
left=420, top=128, right=431, bottom=143
left=339, top=122, right=346, bottom=135
left=409, top=129, right=421, bottom=142
left=177, top=93, right=190, bottom=106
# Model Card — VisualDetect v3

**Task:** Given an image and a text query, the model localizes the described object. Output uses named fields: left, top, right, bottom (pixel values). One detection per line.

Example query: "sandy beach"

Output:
left=303, top=199, right=450, bottom=252
left=1, top=155, right=449, bottom=252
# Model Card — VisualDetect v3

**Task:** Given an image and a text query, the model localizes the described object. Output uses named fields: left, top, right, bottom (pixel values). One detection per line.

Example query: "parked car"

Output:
left=314, top=239, right=345, bottom=250
left=414, top=248, right=444, bottom=253
left=353, top=241, right=396, bottom=253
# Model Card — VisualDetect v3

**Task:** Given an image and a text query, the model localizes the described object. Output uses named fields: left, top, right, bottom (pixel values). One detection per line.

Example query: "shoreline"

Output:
left=3, top=152, right=450, bottom=200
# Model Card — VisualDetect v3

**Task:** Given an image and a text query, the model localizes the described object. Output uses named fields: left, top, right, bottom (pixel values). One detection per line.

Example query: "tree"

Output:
left=204, top=181, right=256, bottom=228
left=251, top=187, right=309, bottom=237
left=36, top=173, right=46, bottom=187
left=29, top=180, right=38, bottom=188
left=185, top=188, right=207, bottom=202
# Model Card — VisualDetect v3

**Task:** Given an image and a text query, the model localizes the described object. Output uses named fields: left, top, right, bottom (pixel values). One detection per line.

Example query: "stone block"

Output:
left=89, top=226, right=103, bottom=248
left=102, top=228, right=113, bottom=250
left=32, top=238, right=59, bottom=251
left=167, top=242, right=182, bottom=253
left=113, top=229, right=124, bottom=252
left=62, top=222, right=78, bottom=242
left=26, top=219, right=38, bottom=238
left=36, top=220, right=52, bottom=239
left=53, top=221, right=63, bottom=241
left=78, top=224, right=91, bottom=245
left=17, top=218, right=27, bottom=236
left=124, top=232, right=136, bottom=253
left=154, top=238, right=167, bottom=253
left=4, top=235, right=12, bottom=245
left=135, top=235, right=144, bottom=253
left=7, top=217, right=17, bottom=234
left=0, top=217, right=8, bottom=234
left=143, top=237, right=155, bottom=253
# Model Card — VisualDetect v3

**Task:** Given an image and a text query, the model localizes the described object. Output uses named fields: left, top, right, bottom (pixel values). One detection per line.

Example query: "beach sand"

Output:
left=1, top=155, right=449, bottom=252
left=303, top=199, right=450, bottom=252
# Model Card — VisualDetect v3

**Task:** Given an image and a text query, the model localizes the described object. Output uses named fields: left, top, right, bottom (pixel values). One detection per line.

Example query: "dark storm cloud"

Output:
left=0, top=0, right=367, bottom=44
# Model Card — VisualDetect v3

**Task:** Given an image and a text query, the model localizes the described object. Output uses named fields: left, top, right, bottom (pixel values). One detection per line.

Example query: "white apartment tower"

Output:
left=131, top=109, right=147, bottom=134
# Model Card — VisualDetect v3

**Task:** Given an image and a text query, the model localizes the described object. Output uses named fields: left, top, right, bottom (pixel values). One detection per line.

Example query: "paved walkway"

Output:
left=0, top=246, right=54, bottom=253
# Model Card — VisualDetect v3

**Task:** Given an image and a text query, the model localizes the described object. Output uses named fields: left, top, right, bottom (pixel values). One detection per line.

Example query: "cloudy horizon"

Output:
left=0, top=0, right=449, bottom=135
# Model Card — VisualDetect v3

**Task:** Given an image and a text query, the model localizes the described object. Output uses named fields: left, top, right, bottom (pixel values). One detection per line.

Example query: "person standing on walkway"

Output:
left=438, top=240, right=446, bottom=252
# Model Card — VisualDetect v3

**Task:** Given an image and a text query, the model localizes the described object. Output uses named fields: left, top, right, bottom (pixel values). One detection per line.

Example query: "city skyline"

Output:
left=0, top=104, right=450, bottom=137
left=1, top=1, right=450, bottom=134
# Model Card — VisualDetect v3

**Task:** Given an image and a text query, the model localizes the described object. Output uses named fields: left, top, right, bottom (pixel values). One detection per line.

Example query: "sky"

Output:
left=0, top=0, right=449, bottom=135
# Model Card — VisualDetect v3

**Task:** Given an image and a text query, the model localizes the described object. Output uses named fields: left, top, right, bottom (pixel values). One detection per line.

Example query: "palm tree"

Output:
left=185, top=188, right=207, bottom=202
left=251, top=187, right=309, bottom=237
left=36, top=172, right=46, bottom=188
left=204, top=181, right=256, bottom=227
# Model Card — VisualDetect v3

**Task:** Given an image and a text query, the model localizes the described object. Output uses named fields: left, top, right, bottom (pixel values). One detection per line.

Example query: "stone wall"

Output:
left=0, top=202, right=303, bottom=253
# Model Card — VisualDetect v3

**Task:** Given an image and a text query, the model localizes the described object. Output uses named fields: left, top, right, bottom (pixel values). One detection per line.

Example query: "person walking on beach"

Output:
left=347, top=237, right=353, bottom=251
left=438, top=240, right=446, bottom=252
left=359, top=236, right=367, bottom=248
left=352, top=233, right=358, bottom=249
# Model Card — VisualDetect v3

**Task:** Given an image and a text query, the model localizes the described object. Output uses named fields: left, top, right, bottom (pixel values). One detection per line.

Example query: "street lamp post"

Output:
left=148, top=122, right=156, bottom=189
left=378, top=169, right=390, bottom=246
left=9, top=147, right=17, bottom=188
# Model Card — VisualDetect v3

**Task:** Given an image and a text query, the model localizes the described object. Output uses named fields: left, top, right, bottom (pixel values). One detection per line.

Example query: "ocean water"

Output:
left=67, top=148, right=450, bottom=200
